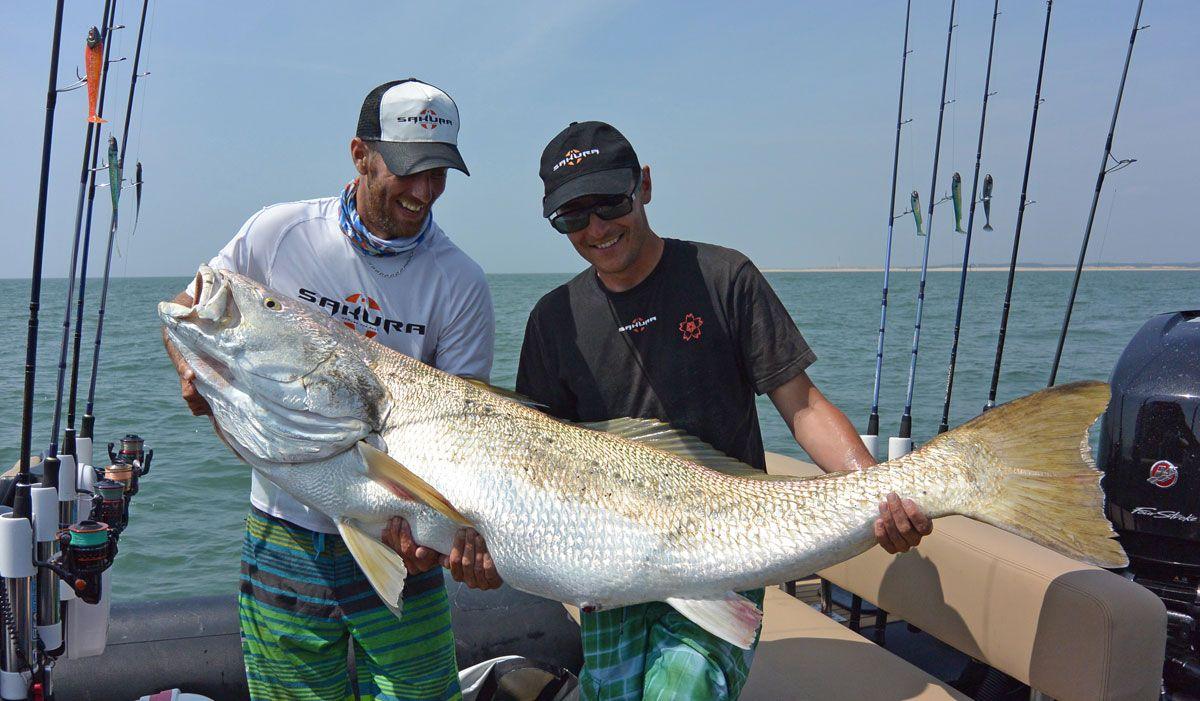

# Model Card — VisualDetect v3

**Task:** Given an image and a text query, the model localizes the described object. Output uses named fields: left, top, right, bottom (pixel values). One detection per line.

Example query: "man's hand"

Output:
left=162, top=290, right=213, bottom=416
left=444, top=527, right=502, bottom=590
left=178, top=364, right=213, bottom=416
left=381, top=517, right=442, bottom=574
left=873, top=492, right=933, bottom=554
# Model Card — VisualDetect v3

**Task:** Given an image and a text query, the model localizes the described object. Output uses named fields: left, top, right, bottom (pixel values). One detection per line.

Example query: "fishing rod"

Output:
left=65, top=0, right=126, bottom=475
left=11, top=5, right=69, bottom=698
left=863, top=0, right=914, bottom=460
left=892, top=0, right=957, bottom=458
left=44, top=0, right=119, bottom=499
left=985, top=0, right=1054, bottom=410
left=1047, top=0, right=1146, bottom=387
left=85, top=0, right=152, bottom=442
left=937, top=0, right=1001, bottom=434
left=17, top=0, right=68, bottom=482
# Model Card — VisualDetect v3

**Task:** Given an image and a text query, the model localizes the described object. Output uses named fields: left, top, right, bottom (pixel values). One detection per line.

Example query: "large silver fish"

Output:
left=159, top=267, right=1127, bottom=648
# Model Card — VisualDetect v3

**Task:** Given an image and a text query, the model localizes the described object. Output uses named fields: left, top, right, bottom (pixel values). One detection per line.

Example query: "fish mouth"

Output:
left=159, top=266, right=239, bottom=333
left=158, top=266, right=242, bottom=387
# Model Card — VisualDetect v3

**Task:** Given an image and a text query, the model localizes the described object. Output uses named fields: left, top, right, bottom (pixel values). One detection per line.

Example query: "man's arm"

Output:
left=161, top=290, right=212, bottom=417
left=768, top=370, right=932, bottom=554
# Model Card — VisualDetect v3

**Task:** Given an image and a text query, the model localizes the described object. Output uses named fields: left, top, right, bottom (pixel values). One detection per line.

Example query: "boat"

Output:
left=5, top=1, right=1196, bottom=699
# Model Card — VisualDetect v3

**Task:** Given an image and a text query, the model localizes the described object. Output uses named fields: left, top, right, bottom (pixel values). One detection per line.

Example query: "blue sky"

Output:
left=2, top=1, right=1197, bottom=278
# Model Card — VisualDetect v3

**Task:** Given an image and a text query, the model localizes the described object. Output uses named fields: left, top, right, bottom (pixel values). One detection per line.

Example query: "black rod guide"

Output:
left=985, top=0, right=1054, bottom=410
left=938, top=0, right=1001, bottom=434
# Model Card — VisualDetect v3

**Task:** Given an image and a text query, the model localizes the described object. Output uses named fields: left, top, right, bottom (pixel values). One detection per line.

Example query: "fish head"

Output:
left=87, top=27, right=101, bottom=48
left=159, top=266, right=385, bottom=465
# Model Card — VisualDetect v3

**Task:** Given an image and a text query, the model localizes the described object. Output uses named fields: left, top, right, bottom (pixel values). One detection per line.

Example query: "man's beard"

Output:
left=360, top=180, right=418, bottom=240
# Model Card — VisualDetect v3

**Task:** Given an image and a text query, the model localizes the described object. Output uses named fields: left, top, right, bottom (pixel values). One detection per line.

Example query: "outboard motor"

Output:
left=1099, top=310, right=1200, bottom=694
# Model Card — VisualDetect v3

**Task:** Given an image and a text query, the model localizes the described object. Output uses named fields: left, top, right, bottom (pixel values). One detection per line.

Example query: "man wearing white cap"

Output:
left=163, top=79, right=498, bottom=700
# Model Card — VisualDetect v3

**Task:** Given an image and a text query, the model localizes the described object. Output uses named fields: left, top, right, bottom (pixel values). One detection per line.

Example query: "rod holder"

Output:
left=75, top=436, right=93, bottom=474
left=31, top=488, right=62, bottom=657
left=0, top=512, right=35, bottom=700
left=859, top=434, right=879, bottom=462
left=888, top=437, right=913, bottom=461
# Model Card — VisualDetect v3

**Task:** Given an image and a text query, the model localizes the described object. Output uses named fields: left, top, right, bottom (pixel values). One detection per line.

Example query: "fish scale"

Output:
left=161, top=267, right=1127, bottom=647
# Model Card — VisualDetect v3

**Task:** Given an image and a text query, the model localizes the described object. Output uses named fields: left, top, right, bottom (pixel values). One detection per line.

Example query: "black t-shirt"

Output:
left=516, top=238, right=815, bottom=470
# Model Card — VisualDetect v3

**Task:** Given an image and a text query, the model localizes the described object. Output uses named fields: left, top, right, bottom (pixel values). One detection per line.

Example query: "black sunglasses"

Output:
left=549, top=180, right=640, bottom=234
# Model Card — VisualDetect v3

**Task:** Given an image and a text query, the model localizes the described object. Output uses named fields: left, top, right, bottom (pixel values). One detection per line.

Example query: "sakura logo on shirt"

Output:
left=297, top=287, right=427, bottom=337
left=617, top=316, right=657, bottom=334
left=679, top=313, right=703, bottom=341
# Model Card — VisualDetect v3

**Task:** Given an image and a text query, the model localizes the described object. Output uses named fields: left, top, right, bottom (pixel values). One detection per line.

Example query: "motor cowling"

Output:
left=1098, top=309, right=1200, bottom=695
left=1100, top=309, right=1200, bottom=568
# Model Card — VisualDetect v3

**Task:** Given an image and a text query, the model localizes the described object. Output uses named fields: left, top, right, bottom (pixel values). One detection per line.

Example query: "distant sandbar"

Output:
left=762, top=265, right=1200, bottom=273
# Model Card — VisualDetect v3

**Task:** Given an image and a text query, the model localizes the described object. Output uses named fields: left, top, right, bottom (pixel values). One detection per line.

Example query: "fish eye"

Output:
left=264, top=298, right=279, bottom=310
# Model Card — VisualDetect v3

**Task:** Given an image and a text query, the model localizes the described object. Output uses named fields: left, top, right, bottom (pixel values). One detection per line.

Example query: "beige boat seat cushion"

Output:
left=742, top=586, right=969, bottom=700
left=766, top=453, right=1166, bottom=701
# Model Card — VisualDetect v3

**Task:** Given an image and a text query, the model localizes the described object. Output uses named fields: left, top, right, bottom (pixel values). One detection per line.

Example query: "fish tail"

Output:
left=983, top=223, right=993, bottom=232
left=88, top=116, right=107, bottom=124
left=944, top=381, right=1127, bottom=568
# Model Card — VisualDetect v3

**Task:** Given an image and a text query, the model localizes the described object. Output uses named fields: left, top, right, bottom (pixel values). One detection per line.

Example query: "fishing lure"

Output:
left=85, top=27, right=107, bottom=124
left=911, top=191, right=924, bottom=236
left=951, top=172, right=965, bottom=233
left=982, top=174, right=994, bottom=231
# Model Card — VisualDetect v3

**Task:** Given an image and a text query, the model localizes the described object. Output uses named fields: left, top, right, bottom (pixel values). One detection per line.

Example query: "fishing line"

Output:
left=48, top=0, right=118, bottom=471
left=17, top=0, right=68, bottom=479
left=1047, top=0, right=1146, bottom=387
left=863, top=0, right=914, bottom=458
left=125, top=0, right=156, bottom=258
left=84, top=0, right=153, bottom=436
left=1095, top=187, right=1118, bottom=265
left=938, top=0, right=1001, bottom=434
left=894, top=0, right=958, bottom=455
left=985, top=0, right=1053, bottom=409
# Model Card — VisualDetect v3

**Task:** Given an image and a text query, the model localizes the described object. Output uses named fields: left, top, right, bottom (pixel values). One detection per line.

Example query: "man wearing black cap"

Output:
left=517, top=121, right=931, bottom=699
left=163, top=79, right=500, bottom=700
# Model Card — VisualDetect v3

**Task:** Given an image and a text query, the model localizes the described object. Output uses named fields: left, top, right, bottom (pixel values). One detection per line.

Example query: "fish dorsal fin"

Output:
left=463, top=378, right=545, bottom=408
left=579, top=417, right=789, bottom=481
left=337, top=518, right=406, bottom=618
left=356, top=441, right=472, bottom=526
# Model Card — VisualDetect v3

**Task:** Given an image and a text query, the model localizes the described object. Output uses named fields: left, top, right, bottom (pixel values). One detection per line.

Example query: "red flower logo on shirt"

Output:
left=679, top=313, right=703, bottom=341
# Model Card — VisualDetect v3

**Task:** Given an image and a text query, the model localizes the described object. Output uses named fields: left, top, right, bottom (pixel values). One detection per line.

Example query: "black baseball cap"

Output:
left=357, top=79, right=469, bottom=176
left=540, top=121, right=640, bottom=217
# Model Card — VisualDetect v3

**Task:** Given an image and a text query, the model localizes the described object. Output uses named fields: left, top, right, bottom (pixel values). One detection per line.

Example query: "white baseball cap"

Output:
left=356, top=79, right=469, bottom=176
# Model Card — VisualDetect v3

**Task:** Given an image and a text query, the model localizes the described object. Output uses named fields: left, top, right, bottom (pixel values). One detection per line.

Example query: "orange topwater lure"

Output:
left=85, top=26, right=107, bottom=123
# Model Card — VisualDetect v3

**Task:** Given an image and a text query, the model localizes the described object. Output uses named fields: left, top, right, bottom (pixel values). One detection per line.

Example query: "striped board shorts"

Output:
left=577, top=589, right=765, bottom=701
left=239, top=507, right=462, bottom=701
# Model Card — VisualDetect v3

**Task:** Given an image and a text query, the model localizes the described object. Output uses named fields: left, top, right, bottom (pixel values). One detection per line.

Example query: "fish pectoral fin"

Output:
left=356, top=441, right=472, bottom=526
left=336, top=519, right=407, bottom=618
left=665, top=592, right=763, bottom=650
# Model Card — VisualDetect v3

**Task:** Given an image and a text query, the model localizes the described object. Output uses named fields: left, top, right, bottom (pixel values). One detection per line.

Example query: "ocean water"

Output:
left=0, top=270, right=1195, bottom=601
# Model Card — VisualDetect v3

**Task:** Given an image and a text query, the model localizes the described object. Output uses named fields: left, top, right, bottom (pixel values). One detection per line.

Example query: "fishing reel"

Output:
left=38, top=521, right=117, bottom=605
left=90, top=480, right=128, bottom=535
left=106, top=433, right=152, bottom=497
